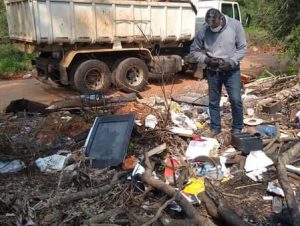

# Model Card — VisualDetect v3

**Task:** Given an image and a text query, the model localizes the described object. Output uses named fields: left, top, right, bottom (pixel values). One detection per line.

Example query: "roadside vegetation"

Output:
left=0, top=2, right=33, bottom=78
left=237, top=0, right=300, bottom=77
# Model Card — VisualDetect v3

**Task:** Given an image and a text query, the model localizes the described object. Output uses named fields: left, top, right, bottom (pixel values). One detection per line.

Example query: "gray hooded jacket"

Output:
left=189, top=15, right=247, bottom=69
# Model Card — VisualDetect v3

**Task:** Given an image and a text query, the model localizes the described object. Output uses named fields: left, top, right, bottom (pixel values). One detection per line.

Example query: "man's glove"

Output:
left=204, top=57, right=220, bottom=68
left=219, top=59, right=236, bottom=72
left=218, top=61, right=231, bottom=71
left=184, top=54, right=197, bottom=64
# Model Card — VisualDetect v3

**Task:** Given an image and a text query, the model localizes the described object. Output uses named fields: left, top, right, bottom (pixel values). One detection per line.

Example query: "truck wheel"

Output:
left=114, top=57, right=148, bottom=93
left=74, top=60, right=111, bottom=94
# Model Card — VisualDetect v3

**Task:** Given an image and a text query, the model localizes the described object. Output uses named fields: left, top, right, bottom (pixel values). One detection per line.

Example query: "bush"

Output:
left=0, top=2, right=34, bottom=75
left=286, top=26, right=300, bottom=60
left=0, top=43, right=34, bottom=74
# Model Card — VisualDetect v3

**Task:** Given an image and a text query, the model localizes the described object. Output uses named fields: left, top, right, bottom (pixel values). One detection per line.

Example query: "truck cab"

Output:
left=194, top=0, right=241, bottom=31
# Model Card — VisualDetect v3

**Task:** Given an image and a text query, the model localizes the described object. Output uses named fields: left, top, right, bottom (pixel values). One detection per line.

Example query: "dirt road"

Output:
left=0, top=53, right=278, bottom=112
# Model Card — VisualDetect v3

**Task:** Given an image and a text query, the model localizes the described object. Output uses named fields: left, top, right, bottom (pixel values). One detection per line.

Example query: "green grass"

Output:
left=245, top=26, right=269, bottom=38
left=245, top=26, right=280, bottom=46
left=0, top=43, right=34, bottom=75
left=258, top=60, right=298, bottom=79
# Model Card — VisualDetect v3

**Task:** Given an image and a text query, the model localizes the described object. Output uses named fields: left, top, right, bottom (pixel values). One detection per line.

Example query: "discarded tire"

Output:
left=113, top=57, right=149, bottom=93
left=73, top=60, right=111, bottom=94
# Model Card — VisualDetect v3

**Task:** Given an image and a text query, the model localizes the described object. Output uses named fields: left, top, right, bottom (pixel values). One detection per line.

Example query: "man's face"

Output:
left=209, top=19, right=221, bottom=29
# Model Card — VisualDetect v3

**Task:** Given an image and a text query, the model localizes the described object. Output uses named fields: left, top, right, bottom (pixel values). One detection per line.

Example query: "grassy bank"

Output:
left=0, top=43, right=34, bottom=78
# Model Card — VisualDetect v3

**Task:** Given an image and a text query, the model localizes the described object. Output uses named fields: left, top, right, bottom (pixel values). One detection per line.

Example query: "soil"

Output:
left=0, top=50, right=279, bottom=112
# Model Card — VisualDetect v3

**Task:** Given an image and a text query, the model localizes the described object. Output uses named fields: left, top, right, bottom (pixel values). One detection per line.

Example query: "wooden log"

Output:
left=276, top=159, right=300, bottom=226
left=198, top=193, right=219, bottom=219
left=204, top=179, right=251, bottom=226
left=141, top=154, right=215, bottom=226
left=281, top=141, right=300, bottom=165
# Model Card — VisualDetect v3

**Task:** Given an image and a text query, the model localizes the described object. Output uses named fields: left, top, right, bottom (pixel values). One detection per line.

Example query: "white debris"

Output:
left=145, top=114, right=158, bottom=129
left=168, top=127, right=193, bottom=136
left=246, top=168, right=267, bottom=181
left=171, top=111, right=197, bottom=131
left=135, top=120, right=143, bottom=126
left=267, top=182, right=285, bottom=197
left=244, top=151, right=273, bottom=172
left=222, top=147, right=237, bottom=157
left=185, top=138, right=220, bottom=159
left=23, top=73, right=32, bottom=79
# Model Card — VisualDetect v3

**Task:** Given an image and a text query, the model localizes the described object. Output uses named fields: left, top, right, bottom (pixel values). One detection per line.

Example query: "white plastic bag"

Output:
left=185, top=138, right=220, bottom=159
left=0, top=160, right=25, bottom=174
left=145, top=114, right=158, bottom=129
left=35, top=154, right=68, bottom=173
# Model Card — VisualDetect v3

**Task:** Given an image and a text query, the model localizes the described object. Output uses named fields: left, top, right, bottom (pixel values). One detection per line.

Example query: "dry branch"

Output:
left=48, top=174, right=124, bottom=207
left=264, top=122, right=280, bottom=152
left=88, top=209, right=124, bottom=224
left=141, top=196, right=176, bottom=226
left=48, top=183, right=115, bottom=207
left=281, top=141, right=300, bottom=165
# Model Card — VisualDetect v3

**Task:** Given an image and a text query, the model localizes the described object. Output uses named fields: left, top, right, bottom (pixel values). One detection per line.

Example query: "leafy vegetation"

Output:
left=0, top=2, right=33, bottom=76
left=238, top=0, right=300, bottom=60
left=286, top=27, right=300, bottom=59
left=0, top=44, right=34, bottom=75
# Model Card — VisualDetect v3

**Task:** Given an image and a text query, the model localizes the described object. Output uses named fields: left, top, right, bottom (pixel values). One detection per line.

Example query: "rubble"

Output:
left=0, top=74, right=300, bottom=226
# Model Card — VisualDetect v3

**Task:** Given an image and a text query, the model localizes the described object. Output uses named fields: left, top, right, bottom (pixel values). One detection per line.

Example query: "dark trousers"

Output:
left=207, top=68, right=243, bottom=132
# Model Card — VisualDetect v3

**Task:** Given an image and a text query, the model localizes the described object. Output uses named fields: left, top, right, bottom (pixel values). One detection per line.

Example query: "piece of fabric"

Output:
left=189, top=15, right=247, bottom=69
left=207, top=69, right=243, bottom=131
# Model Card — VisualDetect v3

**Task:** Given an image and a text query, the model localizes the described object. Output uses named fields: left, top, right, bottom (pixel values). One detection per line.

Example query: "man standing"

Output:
left=186, top=8, right=247, bottom=136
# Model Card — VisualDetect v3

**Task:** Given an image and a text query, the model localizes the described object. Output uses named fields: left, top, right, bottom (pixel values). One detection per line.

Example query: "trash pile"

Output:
left=0, top=75, right=300, bottom=226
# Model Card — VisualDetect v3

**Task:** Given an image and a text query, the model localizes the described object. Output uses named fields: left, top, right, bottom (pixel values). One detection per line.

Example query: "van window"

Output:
left=234, top=4, right=240, bottom=21
left=221, top=3, right=233, bottom=18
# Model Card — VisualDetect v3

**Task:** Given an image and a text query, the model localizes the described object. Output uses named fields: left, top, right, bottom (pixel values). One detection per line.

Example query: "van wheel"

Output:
left=114, top=58, right=148, bottom=93
left=73, top=60, right=111, bottom=94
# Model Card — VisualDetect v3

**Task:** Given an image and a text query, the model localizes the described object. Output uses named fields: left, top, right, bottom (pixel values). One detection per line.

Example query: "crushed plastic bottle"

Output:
left=194, top=162, right=223, bottom=180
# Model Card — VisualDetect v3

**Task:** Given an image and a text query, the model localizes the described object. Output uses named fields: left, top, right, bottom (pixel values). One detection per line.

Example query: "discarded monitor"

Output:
left=85, top=114, right=135, bottom=168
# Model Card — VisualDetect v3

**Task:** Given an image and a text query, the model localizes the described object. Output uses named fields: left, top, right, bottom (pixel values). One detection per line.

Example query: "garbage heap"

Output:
left=0, top=74, right=300, bottom=226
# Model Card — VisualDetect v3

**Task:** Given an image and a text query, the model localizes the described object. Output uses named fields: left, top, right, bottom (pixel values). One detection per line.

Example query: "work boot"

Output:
left=231, top=129, right=242, bottom=134
left=205, top=130, right=221, bottom=138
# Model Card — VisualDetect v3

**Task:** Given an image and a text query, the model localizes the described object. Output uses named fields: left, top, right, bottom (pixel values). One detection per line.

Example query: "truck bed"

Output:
left=5, top=0, right=196, bottom=45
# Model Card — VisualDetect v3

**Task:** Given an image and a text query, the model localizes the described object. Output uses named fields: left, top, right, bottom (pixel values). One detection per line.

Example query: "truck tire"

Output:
left=73, top=60, right=111, bottom=94
left=114, top=57, right=149, bottom=93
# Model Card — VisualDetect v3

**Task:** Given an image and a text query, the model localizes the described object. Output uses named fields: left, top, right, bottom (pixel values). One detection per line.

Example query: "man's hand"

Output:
left=204, top=57, right=220, bottom=68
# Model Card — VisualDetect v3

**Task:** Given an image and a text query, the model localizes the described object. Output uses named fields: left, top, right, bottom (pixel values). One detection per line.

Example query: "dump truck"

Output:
left=4, top=0, right=241, bottom=94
